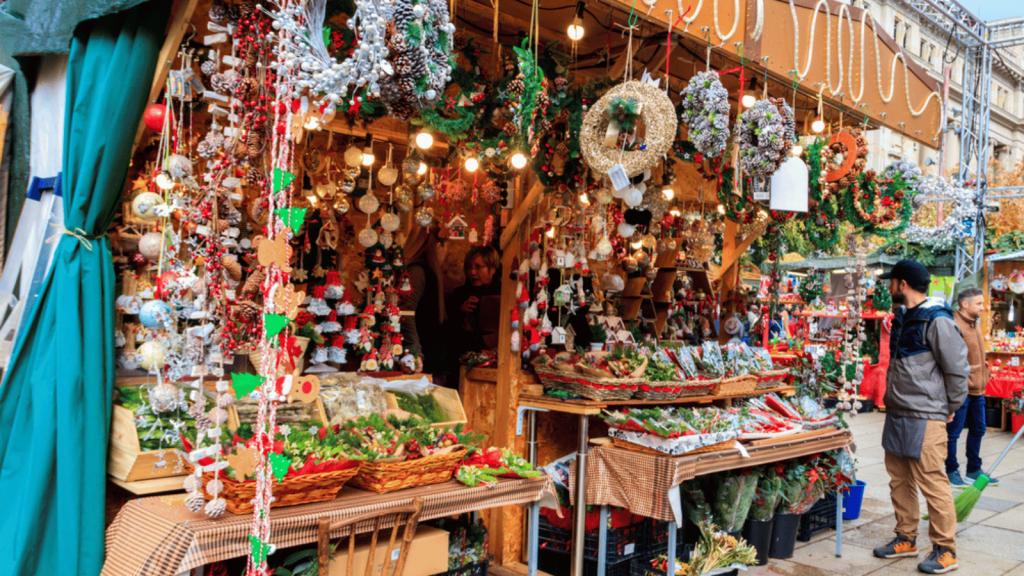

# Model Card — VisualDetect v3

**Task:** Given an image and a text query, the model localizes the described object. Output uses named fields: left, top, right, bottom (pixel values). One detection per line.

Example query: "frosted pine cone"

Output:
left=200, top=59, right=218, bottom=76
left=185, top=491, right=206, bottom=513
left=196, top=140, right=216, bottom=159
left=209, top=1, right=229, bottom=23
left=204, top=498, right=227, bottom=518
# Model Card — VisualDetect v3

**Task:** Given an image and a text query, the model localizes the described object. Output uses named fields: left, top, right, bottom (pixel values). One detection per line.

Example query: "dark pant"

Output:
left=946, top=394, right=987, bottom=474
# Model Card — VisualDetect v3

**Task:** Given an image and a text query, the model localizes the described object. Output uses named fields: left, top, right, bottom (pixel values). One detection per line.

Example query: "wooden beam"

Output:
left=608, top=37, right=643, bottom=80
left=131, top=0, right=201, bottom=152
left=499, top=181, right=544, bottom=251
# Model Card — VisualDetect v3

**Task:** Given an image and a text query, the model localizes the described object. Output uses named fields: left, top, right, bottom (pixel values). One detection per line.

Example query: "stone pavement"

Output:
left=749, top=410, right=1024, bottom=576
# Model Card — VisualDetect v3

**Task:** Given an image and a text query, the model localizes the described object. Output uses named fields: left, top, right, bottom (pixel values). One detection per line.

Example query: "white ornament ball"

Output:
left=623, top=187, right=644, bottom=208
left=416, top=208, right=434, bottom=227
left=357, top=193, right=380, bottom=214
left=344, top=146, right=364, bottom=167
left=148, top=381, right=183, bottom=412
left=132, top=192, right=165, bottom=222
left=381, top=212, right=401, bottom=232
left=617, top=223, right=636, bottom=238
left=379, top=165, right=399, bottom=186
left=596, top=237, right=614, bottom=257
left=358, top=228, right=379, bottom=247
left=137, top=341, right=167, bottom=371
left=138, top=232, right=164, bottom=260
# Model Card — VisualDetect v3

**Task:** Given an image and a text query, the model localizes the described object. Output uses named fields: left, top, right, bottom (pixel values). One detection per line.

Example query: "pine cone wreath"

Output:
left=507, top=74, right=525, bottom=97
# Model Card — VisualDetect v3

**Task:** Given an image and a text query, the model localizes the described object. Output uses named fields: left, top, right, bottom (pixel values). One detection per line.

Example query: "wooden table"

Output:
left=102, top=477, right=556, bottom=576
left=515, top=386, right=796, bottom=576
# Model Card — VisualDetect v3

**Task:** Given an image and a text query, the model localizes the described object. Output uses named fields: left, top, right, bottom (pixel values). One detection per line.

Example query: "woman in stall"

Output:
left=400, top=224, right=450, bottom=381
left=446, top=246, right=501, bottom=369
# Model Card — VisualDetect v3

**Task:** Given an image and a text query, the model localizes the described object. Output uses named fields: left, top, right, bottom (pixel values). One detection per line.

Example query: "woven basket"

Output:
left=677, top=380, right=718, bottom=398
left=249, top=336, right=310, bottom=377
left=534, top=365, right=640, bottom=401
left=203, top=465, right=360, bottom=514
left=710, top=374, right=758, bottom=396
left=352, top=448, right=467, bottom=494
left=633, top=382, right=682, bottom=401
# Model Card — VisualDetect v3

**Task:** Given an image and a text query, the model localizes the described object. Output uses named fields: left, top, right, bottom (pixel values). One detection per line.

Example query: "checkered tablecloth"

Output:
left=569, top=429, right=853, bottom=523
left=102, top=477, right=556, bottom=576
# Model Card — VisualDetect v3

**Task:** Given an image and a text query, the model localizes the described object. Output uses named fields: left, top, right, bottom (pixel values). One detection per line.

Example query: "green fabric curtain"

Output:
left=0, top=4, right=167, bottom=575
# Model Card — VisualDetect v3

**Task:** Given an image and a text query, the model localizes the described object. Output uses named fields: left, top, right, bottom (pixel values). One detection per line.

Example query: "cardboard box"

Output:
left=329, top=525, right=449, bottom=576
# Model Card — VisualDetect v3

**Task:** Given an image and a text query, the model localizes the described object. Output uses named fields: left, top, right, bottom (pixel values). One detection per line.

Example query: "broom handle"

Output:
left=987, top=423, right=1024, bottom=476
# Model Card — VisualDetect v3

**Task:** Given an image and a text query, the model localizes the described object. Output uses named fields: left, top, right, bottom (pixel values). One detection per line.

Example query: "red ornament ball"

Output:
left=130, top=252, right=149, bottom=270
left=143, top=104, right=168, bottom=132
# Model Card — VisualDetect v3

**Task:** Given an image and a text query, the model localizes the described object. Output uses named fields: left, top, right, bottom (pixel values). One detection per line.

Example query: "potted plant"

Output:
left=588, top=321, right=608, bottom=351
left=743, top=465, right=783, bottom=565
left=770, top=461, right=826, bottom=559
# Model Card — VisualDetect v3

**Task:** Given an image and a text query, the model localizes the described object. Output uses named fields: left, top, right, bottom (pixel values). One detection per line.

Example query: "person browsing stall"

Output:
left=946, top=287, right=998, bottom=488
left=872, top=260, right=969, bottom=574
left=447, top=246, right=501, bottom=361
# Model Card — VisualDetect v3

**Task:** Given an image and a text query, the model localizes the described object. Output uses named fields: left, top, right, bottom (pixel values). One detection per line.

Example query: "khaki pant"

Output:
left=884, top=419, right=958, bottom=551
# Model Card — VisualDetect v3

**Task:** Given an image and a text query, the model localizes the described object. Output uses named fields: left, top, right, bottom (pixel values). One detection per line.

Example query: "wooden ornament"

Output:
left=272, top=284, right=305, bottom=320
left=226, top=445, right=258, bottom=479
left=257, top=234, right=292, bottom=273
left=824, top=131, right=860, bottom=183
left=287, top=373, right=320, bottom=404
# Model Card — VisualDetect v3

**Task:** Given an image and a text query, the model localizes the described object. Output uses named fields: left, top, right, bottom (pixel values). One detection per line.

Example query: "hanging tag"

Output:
left=204, top=32, right=229, bottom=45
left=608, top=164, right=630, bottom=191
left=195, top=224, right=212, bottom=237
left=221, top=55, right=242, bottom=67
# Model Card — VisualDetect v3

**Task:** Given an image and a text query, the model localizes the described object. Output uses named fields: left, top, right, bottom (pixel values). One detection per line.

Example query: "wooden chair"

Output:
left=316, top=499, right=424, bottom=576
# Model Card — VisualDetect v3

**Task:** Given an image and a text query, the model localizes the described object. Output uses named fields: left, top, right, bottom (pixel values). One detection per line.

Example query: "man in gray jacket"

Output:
left=871, top=260, right=969, bottom=574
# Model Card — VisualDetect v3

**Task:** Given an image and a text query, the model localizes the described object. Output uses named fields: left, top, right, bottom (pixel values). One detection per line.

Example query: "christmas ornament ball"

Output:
left=132, top=192, right=165, bottom=222
left=138, top=232, right=164, bottom=260
left=143, top=103, right=168, bottom=132
left=397, top=200, right=413, bottom=214
left=344, top=146, right=364, bottom=167
left=130, top=252, right=149, bottom=270
left=379, top=165, right=399, bottom=186
left=617, top=223, right=635, bottom=238
left=358, top=228, right=379, bottom=248
left=621, top=256, right=639, bottom=273
left=634, top=250, right=650, bottom=267
left=644, top=266, right=658, bottom=281
left=417, top=183, right=435, bottom=201
left=395, top=184, right=413, bottom=203
left=415, top=208, right=434, bottom=227
left=357, top=193, right=380, bottom=214
left=148, top=381, right=184, bottom=412
left=139, top=299, right=172, bottom=328
left=137, top=341, right=167, bottom=371
left=596, top=237, right=614, bottom=257
left=333, top=196, right=350, bottom=215
left=165, top=154, right=192, bottom=179
left=381, top=212, right=401, bottom=232
left=339, top=176, right=357, bottom=194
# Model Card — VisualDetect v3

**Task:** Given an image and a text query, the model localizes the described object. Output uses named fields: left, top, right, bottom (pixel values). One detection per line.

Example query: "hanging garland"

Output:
left=802, top=139, right=843, bottom=251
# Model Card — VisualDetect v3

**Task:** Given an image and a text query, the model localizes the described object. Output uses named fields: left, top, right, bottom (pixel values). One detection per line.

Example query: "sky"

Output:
left=960, top=0, right=1024, bottom=22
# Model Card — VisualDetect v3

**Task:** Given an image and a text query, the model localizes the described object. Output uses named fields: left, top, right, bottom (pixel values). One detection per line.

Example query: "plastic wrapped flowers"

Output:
left=680, top=71, right=731, bottom=159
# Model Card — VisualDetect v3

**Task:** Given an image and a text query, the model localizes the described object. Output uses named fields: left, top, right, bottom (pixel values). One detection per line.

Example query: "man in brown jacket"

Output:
left=947, top=287, right=1000, bottom=487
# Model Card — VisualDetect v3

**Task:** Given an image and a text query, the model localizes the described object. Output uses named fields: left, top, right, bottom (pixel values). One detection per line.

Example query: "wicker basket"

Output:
left=754, top=368, right=790, bottom=389
left=203, top=465, right=360, bottom=514
left=534, top=365, right=640, bottom=401
left=677, top=380, right=718, bottom=398
left=710, top=374, right=758, bottom=396
left=352, top=448, right=467, bottom=494
left=633, top=382, right=683, bottom=401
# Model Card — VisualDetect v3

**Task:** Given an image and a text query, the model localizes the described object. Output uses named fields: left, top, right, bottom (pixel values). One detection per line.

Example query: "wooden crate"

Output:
left=108, top=404, right=194, bottom=482
left=227, top=397, right=328, bottom=431
left=384, top=386, right=468, bottom=428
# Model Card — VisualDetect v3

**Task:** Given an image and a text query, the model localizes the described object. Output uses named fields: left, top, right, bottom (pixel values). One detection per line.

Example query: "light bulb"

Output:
left=417, top=162, right=427, bottom=175
left=362, top=147, right=375, bottom=166
left=670, top=208, right=681, bottom=216
left=546, top=228, right=555, bottom=238
left=510, top=152, right=528, bottom=169
left=717, top=204, right=726, bottom=215
left=154, top=170, right=175, bottom=190
left=415, top=132, right=433, bottom=149
left=742, top=94, right=756, bottom=108
left=465, top=157, right=479, bottom=172
left=663, top=187, right=675, bottom=200
left=791, top=144, right=803, bottom=156
left=303, top=116, right=320, bottom=130
left=568, top=22, right=584, bottom=41
left=630, top=240, right=643, bottom=249
left=579, top=192, right=590, bottom=205
left=812, top=119, right=826, bottom=133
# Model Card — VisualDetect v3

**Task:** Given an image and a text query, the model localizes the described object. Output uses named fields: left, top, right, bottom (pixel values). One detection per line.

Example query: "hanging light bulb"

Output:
left=579, top=192, right=590, bottom=205
left=812, top=118, right=826, bottom=133
left=717, top=204, right=726, bottom=215
left=361, top=136, right=375, bottom=166
left=510, top=152, right=528, bottom=169
left=791, top=144, right=803, bottom=156
left=663, top=187, right=675, bottom=200
left=546, top=227, right=555, bottom=238
left=742, top=94, right=756, bottom=108
left=415, top=131, right=434, bottom=149
left=567, top=2, right=585, bottom=40
left=417, top=162, right=428, bottom=175
left=154, top=170, right=175, bottom=190
left=670, top=208, right=681, bottom=217
left=630, top=240, right=643, bottom=249
left=465, top=157, right=479, bottom=172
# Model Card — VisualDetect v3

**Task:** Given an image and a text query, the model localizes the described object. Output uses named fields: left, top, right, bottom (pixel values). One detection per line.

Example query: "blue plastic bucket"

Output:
left=842, top=480, right=867, bottom=520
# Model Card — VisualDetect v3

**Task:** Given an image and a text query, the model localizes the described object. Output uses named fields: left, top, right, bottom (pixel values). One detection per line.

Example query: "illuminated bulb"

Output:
left=546, top=228, right=555, bottom=238
left=568, top=22, right=584, bottom=41
left=630, top=240, right=643, bottom=249
left=465, top=157, right=479, bottom=172
left=812, top=119, right=826, bottom=133
left=670, top=208, right=681, bottom=216
left=742, top=94, right=756, bottom=108
left=510, top=152, right=528, bottom=169
left=361, top=147, right=375, bottom=166
left=415, top=132, right=434, bottom=149
left=579, top=192, right=590, bottom=205
left=717, top=204, right=726, bottom=215
left=303, top=116, right=320, bottom=130
left=663, top=187, right=675, bottom=200
left=791, top=144, right=803, bottom=156
left=417, top=162, right=427, bottom=175
left=154, top=170, right=175, bottom=190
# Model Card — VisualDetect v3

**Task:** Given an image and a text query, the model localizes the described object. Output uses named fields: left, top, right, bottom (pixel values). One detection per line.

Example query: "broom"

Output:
left=952, top=423, right=1024, bottom=522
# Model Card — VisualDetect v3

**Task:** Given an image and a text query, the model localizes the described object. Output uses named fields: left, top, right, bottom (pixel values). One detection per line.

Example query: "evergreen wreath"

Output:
left=802, top=138, right=843, bottom=252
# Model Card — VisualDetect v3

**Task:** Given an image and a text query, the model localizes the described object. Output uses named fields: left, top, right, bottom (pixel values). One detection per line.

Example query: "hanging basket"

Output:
left=352, top=448, right=467, bottom=494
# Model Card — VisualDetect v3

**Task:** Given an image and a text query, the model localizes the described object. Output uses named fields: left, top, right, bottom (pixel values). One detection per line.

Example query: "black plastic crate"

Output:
left=642, top=520, right=688, bottom=556
left=538, top=517, right=644, bottom=563
left=797, top=492, right=838, bottom=542
left=434, top=561, right=489, bottom=576
left=538, top=549, right=632, bottom=576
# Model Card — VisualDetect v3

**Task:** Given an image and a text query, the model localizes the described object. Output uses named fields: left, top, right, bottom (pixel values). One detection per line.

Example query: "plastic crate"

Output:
left=538, top=517, right=644, bottom=563
left=538, top=549, right=632, bottom=576
left=433, top=561, right=488, bottom=576
left=642, top=520, right=686, bottom=556
left=797, top=492, right=838, bottom=542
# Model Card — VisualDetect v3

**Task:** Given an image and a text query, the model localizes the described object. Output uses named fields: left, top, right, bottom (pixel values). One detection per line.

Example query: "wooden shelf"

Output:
left=109, top=475, right=185, bottom=496
left=518, top=385, right=797, bottom=414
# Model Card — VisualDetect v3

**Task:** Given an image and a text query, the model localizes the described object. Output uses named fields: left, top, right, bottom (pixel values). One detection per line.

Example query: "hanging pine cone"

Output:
left=397, top=76, right=417, bottom=95
left=197, top=140, right=216, bottom=159
left=200, top=59, right=218, bottom=76
left=537, top=119, right=551, bottom=134
left=241, top=269, right=266, bottom=296
left=208, top=1, right=229, bottom=23
left=503, top=50, right=517, bottom=75
left=536, top=90, right=551, bottom=109
left=206, top=130, right=225, bottom=147
left=387, top=99, right=416, bottom=121
left=507, top=74, right=525, bottom=97
left=503, top=121, right=519, bottom=137
left=392, top=55, right=414, bottom=76
left=246, top=130, right=264, bottom=158
left=236, top=300, right=260, bottom=321
left=555, top=108, right=570, bottom=125
left=244, top=166, right=263, bottom=185
left=244, top=46, right=258, bottom=69
left=210, top=73, right=233, bottom=93
left=236, top=0, right=255, bottom=18
left=555, top=141, right=569, bottom=157
left=230, top=142, right=247, bottom=160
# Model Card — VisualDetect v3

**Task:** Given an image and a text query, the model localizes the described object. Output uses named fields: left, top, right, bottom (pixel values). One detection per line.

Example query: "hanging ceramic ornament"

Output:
left=621, top=256, right=638, bottom=273
left=333, top=196, right=351, bottom=215
left=418, top=183, right=435, bottom=201
left=617, top=223, right=635, bottom=238
left=381, top=212, right=401, bottom=232
left=132, top=192, right=165, bottom=222
left=139, top=300, right=172, bottom=328
left=358, top=228, right=379, bottom=248
left=165, top=154, right=192, bottom=179
left=148, top=381, right=184, bottom=412
left=344, top=145, right=364, bottom=167
left=379, top=164, right=399, bottom=187
left=380, top=230, right=394, bottom=249
left=137, top=341, right=167, bottom=371
left=596, top=237, right=614, bottom=257
left=634, top=250, right=650, bottom=268
left=339, top=175, right=357, bottom=195
left=623, top=186, right=644, bottom=208
left=415, top=208, right=434, bottom=227
left=358, top=193, right=380, bottom=214
left=138, top=232, right=164, bottom=260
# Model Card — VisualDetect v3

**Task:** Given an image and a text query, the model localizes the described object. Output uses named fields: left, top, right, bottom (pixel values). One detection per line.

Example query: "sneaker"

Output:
left=874, top=534, right=919, bottom=559
left=966, top=470, right=999, bottom=486
left=947, top=471, right=969, bottom=488
left=918, top=546, right=958, bottom=574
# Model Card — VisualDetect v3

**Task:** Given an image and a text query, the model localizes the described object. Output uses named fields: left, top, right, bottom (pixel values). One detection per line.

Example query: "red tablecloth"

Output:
left=986, top=376, right=1024, bottom=399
